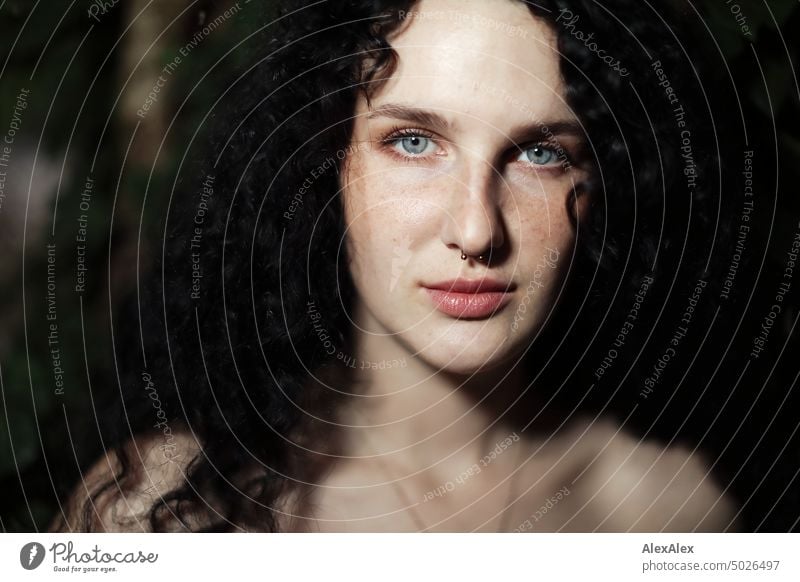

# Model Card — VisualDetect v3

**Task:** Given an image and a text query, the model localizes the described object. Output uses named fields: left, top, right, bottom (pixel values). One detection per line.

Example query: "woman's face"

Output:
left=341, top=0, right=589, bottom=374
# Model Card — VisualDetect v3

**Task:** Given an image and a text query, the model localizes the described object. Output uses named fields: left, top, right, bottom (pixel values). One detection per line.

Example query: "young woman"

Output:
left=56, top=0, right=740, bottom=532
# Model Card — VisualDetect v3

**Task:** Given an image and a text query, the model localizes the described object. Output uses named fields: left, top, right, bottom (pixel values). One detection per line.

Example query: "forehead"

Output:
left=367, top=0, right=567, bottom=124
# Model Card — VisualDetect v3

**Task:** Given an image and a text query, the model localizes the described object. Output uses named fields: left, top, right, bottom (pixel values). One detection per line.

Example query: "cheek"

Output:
left=515, top=183, right=576, bottom=244
left=342, top=172, right=433, bottom=286
left=513, top=185, right=577, bottom=281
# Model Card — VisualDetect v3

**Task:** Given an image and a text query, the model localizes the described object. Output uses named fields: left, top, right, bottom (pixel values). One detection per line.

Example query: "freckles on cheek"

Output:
left=347, top=173, right=436, bottom=240
left=390, top=196, right=433, bottom=225
left=517, top=183, right=576, bottom=236
left=511, top=198, right=576, bottom=270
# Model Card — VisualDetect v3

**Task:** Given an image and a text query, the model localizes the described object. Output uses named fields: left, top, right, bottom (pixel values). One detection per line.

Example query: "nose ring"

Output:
left=461, top=252, right=486, bottom=262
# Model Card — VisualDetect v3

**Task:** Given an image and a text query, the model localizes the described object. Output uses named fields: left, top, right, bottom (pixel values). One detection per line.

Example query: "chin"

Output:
left=420, top=348, right=522, bottom=377
left=407, top=323, right=529, bottom=376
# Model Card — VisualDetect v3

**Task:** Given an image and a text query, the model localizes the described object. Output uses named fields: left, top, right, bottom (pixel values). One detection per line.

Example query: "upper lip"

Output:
left=423, top=278, right=516, bottom=293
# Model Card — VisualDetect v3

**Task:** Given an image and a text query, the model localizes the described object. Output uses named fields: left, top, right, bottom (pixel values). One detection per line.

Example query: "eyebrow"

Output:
left=367, top=104, right=453, bottom=133
left=366, top=103, right=585, bottom=142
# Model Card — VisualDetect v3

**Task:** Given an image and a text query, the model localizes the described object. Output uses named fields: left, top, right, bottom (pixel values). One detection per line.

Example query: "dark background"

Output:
left=0, top=0, right=798, bottom=531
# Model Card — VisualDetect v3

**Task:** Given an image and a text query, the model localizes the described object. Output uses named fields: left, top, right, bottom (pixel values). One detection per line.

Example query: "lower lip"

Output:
left=424, top=289, right=513, bottom=319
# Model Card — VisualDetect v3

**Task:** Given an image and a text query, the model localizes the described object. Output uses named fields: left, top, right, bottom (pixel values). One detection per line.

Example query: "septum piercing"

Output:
left=461, top=252, right=486, bottom=261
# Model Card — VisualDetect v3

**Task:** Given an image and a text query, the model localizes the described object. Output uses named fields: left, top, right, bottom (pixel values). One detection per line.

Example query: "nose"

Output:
left=440, top=161, right=506, bottom=260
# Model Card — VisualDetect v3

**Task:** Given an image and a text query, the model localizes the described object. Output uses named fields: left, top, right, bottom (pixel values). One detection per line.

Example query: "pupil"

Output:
left=403, top=136, right=424, bottom=154
left=531, top=146, right=551, bottom=163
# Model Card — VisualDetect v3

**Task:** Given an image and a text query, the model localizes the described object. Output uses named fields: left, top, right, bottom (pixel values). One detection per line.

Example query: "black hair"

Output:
left=65, top=0, right=754, bottom=532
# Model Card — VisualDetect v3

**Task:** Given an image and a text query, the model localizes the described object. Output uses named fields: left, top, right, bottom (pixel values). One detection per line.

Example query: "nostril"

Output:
left=459, top=246, right=496, bottom=264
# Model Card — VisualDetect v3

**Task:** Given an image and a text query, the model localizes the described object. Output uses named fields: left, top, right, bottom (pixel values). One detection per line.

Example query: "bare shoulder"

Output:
left=569, top=416, right=740, bottom=532
left=52, top=430, right=200, bottom=532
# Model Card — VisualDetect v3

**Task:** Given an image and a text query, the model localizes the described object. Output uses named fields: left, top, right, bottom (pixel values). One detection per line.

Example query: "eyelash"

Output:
left=380, top=126, right=573, bottom=170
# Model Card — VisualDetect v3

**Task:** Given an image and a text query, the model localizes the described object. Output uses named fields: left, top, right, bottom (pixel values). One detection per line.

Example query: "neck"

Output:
left=331, top=304, right=541, bottom=469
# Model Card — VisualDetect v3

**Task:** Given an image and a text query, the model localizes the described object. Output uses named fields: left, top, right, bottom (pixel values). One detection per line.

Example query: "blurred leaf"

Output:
left=750, top=52, right=796, bottom=117
left=781, top=134, right=800, bottom=174
left=766, top=0, right=797, bottom=26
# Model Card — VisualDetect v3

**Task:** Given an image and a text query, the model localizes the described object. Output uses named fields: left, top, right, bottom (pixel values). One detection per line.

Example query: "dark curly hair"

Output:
left=64, top=0, right=762, bottom=532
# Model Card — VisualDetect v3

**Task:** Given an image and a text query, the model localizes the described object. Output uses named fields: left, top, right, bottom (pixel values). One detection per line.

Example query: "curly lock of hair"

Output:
left=70, top=0, right=736, bottom=532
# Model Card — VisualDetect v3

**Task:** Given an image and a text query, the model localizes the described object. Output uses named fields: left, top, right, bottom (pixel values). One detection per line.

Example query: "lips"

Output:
left=423, top=278, right=515, bottom=319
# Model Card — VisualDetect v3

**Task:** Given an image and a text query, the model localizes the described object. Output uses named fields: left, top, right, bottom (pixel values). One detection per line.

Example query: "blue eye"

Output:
left=391, top=134, right=435, bottom=156
left=519, top=144, right=559, bottom=166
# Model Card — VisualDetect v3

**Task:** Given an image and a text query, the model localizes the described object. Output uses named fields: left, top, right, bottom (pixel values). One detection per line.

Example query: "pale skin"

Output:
left=57, top=0, right=739, bottom=532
